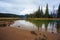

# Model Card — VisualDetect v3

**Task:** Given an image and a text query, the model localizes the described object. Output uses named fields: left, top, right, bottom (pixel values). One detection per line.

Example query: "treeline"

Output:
left=26, top=4, right=60, bottom=18
left=0, top=13, right=21, bottom=18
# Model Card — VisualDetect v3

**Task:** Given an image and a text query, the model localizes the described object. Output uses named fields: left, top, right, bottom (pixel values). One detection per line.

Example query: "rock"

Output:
left=41, top=38, right=46, bottom=40
left=39, top=33, right=41, bottom=35
left=34, top=37, right=41, bottom=40
left=43, top=34, right=47, bottom=38
left=18, top=26, right=20, bottom=27
left=31, top=31, right=37, bottom=36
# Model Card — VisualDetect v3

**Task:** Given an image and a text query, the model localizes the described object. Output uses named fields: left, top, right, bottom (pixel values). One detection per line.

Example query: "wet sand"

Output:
left=0, top=26, right=60, bottom=40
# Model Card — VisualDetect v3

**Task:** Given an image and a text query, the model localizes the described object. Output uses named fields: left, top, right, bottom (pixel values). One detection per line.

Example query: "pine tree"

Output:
left=40, top=7, right=43, bottom=18
left=35, top=6, right=44, bottom=18
left=45, top=4, right=49, bottom=18
left=57, top=4, right=60, bottom=18
left=35, top=6, right=41, bottom=18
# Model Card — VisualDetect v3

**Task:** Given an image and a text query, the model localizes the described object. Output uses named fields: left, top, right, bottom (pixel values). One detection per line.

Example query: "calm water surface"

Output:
left=10, top=20, right=60, bottom=33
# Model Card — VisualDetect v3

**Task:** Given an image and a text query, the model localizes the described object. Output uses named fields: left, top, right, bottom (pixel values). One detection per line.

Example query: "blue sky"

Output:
left=0, top=0, right=60, bottom=15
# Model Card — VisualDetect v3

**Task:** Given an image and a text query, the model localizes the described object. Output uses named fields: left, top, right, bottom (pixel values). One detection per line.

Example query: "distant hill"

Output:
left=0, top=13, right=23, bottom=18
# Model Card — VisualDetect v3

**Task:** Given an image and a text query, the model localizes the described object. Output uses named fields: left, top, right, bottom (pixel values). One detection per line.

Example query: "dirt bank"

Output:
left=0, top=26, right=60, bottom=40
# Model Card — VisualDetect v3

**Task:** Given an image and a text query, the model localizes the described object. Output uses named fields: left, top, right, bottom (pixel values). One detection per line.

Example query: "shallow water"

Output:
left=10, top=20, right=60, bottom=33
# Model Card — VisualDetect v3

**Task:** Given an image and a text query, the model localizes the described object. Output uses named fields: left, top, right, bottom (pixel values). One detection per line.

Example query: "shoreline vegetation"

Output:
left=0, top=26, right=60, bottom=40
left=0, top=18, right=60, bottom=20
left=0, top=18, right=20, bottom=21
left=28, top=18, right=60, bottom=20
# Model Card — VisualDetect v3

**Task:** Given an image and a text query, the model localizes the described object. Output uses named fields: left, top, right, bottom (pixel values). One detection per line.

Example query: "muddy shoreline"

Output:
left=0, top=26, right=60, bottom=40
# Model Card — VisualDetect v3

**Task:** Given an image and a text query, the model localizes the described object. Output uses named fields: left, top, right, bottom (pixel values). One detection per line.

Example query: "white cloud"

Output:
left=0, top=1, right=12, bottom=7
left=21, top=8, right=36, bottom=15
left=20, top=5, right=38, bottom=15
left=0, top=0, right=38, bottom=15
left=0, top=0, right=60, bottom=15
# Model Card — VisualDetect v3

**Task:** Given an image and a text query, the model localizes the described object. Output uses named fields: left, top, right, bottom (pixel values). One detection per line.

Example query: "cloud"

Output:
left=20, top=9, right=33, bottom=15
left=0, top=0, right=60, bottom=15
left=0, top=0, right=38, bottom=15
left=0, top=1, right=12, bottom=7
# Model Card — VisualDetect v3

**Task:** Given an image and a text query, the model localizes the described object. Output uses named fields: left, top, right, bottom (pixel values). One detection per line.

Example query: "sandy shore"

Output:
left=0, top=26, right=60, bottom=40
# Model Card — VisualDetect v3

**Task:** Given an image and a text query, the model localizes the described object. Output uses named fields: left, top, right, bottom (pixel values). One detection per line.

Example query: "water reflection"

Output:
left=10, top=20, right=60, bottom=33
left=41, top=24, right=45, bottom=31
left=47, top=22, right=57, bottom=33
left=38, top=21, right=58, bottom=33
left=10, top=20, right=37, bottom=30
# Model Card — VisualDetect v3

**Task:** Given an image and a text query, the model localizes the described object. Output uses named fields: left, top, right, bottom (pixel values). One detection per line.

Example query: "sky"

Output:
left=0, top=0, right=60, bottom=15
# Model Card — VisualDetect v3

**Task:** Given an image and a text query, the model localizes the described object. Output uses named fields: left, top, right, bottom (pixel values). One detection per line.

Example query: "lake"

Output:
left=10, top=20, right=60, bottom=34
